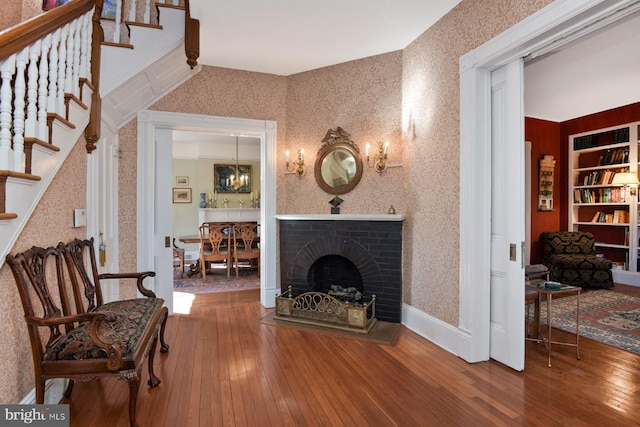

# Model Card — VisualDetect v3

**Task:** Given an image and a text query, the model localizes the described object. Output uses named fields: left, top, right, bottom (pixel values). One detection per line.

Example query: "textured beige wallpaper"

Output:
left=117, top=67, right=288, bottom=295
left=401, top=0, right=554, bottom=324
left=0, top=0, right=40, bottom=31
left=0, top=137, right=87, bottom=403
left=0, top=0, right=557, bottom=405
left=284, top=52, right=405, bottom=216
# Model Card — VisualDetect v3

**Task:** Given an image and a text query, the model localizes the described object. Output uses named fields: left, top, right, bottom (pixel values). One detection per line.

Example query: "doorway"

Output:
left=459, top=0, right=639, bottom=367
left=136, top=111, right=279, bottom=314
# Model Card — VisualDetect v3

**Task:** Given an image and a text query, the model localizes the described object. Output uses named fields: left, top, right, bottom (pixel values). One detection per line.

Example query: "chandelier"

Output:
left=229, top=136, right=248, bottom=192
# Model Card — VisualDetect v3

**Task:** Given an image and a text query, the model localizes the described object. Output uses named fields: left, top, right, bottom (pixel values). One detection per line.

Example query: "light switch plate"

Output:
left=73, top=209, right=86, bottom=227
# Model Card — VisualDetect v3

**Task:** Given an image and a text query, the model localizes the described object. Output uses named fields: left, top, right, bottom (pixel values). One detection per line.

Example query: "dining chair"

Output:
left=199, top=223, right=232, bottom=280
left=172, top=238, right=185, bottom=278
left=232, top=222, right=260, bottom=277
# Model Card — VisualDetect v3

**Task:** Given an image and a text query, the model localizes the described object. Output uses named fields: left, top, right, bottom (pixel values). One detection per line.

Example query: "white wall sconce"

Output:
left=612, top=171, right=639, bottom=200
left=285, top=148, right=305, bottom=176
left=366, top=141, right=389, bottom=173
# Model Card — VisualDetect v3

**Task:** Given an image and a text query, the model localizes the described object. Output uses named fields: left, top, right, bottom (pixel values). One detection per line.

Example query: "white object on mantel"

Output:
left=199, top=208, right=260, bottom=224
left=275, top=214, right=404, bottom=221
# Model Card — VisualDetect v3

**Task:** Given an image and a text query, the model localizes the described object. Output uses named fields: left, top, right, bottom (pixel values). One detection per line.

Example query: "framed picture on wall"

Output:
left=43, top=0, right=72, bottom=10
left=172, top=188, right=192, bottom=203
left=214, top=164, right=251, bottom=193
left=176, top=176, right=189, bottom=186
left=101, top=0, right=117, bottom=19
left=44, top=0, right=116, bottom=19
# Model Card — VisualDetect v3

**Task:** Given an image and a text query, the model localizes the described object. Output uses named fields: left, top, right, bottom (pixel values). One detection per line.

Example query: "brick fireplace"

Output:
left=276, top=214, right=403, bottom=323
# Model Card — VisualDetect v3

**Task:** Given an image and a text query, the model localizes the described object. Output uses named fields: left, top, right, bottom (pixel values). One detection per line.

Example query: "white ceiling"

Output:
left=524, top=9, right=640, bottom=122
left=188, top=0, right=463, bottom=76
left=179, top=2, right=639, bottom=149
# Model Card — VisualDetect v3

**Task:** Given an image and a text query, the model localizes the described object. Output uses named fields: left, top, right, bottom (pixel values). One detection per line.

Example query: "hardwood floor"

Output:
left=65, top=288, right=640, bottom=426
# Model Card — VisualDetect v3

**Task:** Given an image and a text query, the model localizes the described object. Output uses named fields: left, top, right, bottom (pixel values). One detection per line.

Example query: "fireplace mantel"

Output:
left=275, top=214, right=404, bottom=221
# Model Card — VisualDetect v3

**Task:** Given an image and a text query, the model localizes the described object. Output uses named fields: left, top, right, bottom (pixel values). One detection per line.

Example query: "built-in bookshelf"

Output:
left=569, top=121, right=640, bottom=272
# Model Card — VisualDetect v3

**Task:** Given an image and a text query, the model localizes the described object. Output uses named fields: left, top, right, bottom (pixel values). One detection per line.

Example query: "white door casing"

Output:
left=489, top=61, right=525, bottom=371
left=458, top=0, right=638, bottom=365
left=86, top=130, right=120, bottom=303
left=137, top=111, right=278, bottom=313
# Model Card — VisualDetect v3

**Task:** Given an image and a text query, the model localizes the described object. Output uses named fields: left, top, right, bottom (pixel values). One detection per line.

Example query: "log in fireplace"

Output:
left=277, top=214, right=403, bottom=323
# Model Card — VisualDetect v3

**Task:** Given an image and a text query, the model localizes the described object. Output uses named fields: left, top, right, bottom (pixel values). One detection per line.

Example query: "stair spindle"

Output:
left=129, top=0, right=137, bottom=23
left=47, top=29, right=60, bottom=117
left=38, top=35, right=52, bottom=143
left=12, top=47, right=28, bottom=172
left=0, top=55, right=16, bottom=170
left=57, top=24, right=69, bottom=116
left=72, top=19, right=82, bottom=98
left=25, top=41, right=40, bottom=140
left=143, top=0, right=151, bottom=24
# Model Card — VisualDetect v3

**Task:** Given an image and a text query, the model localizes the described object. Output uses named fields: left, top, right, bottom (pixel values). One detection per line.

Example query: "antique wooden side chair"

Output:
left=232, top=222, right=260, bottom=277
left=198, top=223, right=232, bottom=280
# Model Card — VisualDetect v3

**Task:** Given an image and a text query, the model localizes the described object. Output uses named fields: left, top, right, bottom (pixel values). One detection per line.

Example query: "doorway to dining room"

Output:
left=171, top=131, right=262, bottom=295
left=136, top=111, right=278, bottom=315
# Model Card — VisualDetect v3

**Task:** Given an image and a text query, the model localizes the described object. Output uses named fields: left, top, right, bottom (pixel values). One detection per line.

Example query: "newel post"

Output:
left=184, top=0, right=200, bottom=69
left=84, top=0, right=104, bottom=153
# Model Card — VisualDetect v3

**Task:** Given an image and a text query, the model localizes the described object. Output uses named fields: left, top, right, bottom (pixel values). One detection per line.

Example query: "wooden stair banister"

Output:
left=0, top=0, right=103, bottom=155
left=0, top=0, right=198, bottom=267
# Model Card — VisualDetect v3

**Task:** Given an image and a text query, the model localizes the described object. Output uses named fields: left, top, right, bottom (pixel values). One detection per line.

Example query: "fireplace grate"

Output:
left=275, top=286, right=376, bottom=334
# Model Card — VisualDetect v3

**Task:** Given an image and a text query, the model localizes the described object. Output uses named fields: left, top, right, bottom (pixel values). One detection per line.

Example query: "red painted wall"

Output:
left=525, top=102, right=640, bottom=264
left=525, top=118, right=561, bottom=264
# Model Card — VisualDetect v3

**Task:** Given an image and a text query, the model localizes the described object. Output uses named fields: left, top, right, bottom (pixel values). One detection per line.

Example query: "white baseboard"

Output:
left=612, top=270, right=640, bottom=287
left=402, top=303, right=471, bottom=359
left=20, top=379, right=67, bottom=404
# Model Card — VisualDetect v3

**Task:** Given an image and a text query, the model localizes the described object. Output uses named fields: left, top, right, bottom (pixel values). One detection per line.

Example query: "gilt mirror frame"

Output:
left=314, top=127, right=363, bottom=195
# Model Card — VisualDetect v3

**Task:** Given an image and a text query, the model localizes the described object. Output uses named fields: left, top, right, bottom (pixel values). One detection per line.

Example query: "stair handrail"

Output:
left=0, top=0, right=103, bottom=154
left=0, top=1, right=95, bottom=59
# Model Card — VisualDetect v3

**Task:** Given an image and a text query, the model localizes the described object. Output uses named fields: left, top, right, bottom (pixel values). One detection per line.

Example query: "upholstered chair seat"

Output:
left=542, top=231, right=613, bottom=289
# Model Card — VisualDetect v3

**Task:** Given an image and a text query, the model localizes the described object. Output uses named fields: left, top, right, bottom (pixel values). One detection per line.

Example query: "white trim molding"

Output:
left=457, top=0, right=640, bottom=363
left=137, top=110, right=278, bottom=310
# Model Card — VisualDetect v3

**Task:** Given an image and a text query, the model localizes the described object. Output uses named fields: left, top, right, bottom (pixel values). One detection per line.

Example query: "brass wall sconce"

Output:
left=366, top=141, right=389, bottom=173
left=285, top=148, right=305, bottom=176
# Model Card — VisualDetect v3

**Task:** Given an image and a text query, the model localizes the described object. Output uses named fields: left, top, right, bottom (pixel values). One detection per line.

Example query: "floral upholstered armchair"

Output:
left=542, top=231, right=613, bottom=289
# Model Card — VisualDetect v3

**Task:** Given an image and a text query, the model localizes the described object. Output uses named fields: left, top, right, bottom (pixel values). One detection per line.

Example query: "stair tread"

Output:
left=157, top=3, right=185, bottom=11
left=102, top=41, right=134, bottom=49
left=0, top=170, right=41, bottom=181
left=65, top=93, right=89, bottom=110
left=47, top=112, right=76, bottom=129
left=24, top=137, right=61, bottom=152
left=125, top=21, right=162, bottom=30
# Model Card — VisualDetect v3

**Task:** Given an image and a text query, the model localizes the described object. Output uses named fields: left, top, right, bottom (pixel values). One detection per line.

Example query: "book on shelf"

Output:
left=613, top=127, right=630, bottom=143
left=579, top=170, right=617, bottom=186
left=590, top=209, right=628, bottom=224
left=599, top=148, right=629, bottom=166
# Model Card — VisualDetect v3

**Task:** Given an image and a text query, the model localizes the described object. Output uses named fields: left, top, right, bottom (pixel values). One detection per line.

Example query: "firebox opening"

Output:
left=307, top=255, right=363, bottom=303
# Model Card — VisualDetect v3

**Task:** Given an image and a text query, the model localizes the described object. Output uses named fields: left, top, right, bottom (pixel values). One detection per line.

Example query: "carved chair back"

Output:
left=6, top=239, right=102, bottom=365
left=199, top=223, right=232, bottom=279
left=232, top=222, right=260, bottom=277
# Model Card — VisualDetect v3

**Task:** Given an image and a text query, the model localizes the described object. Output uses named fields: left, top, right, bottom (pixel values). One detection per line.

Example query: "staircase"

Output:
left=0, top=0, right=200, bottom=263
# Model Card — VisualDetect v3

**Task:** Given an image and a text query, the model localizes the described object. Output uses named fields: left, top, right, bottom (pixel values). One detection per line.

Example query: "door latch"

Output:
left=509, top=243, right=517, bottom=262
left=165, top=236, right=170, bottom=248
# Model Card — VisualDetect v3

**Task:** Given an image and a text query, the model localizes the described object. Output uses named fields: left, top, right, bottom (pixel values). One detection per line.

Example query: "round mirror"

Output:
left=314, top=141, right=363, bottom=195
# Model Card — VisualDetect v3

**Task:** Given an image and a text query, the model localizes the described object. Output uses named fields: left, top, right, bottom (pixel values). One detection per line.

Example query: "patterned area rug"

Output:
left=538, top=289, right=640, bottom=354
left=173, top=268, right=260, bottom=294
